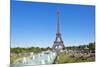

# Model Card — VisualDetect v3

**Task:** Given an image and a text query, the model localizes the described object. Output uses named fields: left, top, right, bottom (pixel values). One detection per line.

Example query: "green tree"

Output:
left=88, top=42, right=95, bottom=50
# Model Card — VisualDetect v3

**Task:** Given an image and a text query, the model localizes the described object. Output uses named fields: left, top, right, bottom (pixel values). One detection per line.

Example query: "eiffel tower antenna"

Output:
left=57, top=10, right=60, bottom=34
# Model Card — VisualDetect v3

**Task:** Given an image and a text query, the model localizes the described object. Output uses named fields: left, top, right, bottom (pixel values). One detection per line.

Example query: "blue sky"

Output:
left=11, top=0, right=95, bottom=48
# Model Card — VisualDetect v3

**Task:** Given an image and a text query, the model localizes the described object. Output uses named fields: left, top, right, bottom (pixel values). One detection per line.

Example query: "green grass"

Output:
left=56, top=53, right=95, bottom=64
left=10, top=55, right=23, bottom=64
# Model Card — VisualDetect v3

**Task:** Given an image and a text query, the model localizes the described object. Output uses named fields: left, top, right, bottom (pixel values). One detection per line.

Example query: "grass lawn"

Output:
left=56, top=53, right=95, bottom=64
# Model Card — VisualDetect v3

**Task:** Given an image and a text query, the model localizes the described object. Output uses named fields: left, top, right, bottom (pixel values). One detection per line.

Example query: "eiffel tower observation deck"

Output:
left=53, top=10, right=65, bottom=50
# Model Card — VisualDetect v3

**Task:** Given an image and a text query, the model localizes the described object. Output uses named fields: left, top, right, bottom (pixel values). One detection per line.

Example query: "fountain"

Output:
left=13, top=51, right=57, bottom=66
left=22, top=57, right=26, bottom=64
left=32, top=55, right=35, bottom=60
left=41, top=59, right=45, bottom=64
left=47, top=55, right=51, bottom=62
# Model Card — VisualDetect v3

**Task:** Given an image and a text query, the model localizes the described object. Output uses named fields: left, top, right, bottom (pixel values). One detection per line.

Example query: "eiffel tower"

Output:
left=53, top=10, right=65, bottom=50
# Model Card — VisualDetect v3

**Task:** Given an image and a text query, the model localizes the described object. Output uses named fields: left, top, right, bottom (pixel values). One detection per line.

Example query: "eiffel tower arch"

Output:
left=53, top=10, right=65, bottom=50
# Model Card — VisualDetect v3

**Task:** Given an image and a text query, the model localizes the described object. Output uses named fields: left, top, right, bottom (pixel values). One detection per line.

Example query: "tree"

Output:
left=88, top=42, right=95, bottom=50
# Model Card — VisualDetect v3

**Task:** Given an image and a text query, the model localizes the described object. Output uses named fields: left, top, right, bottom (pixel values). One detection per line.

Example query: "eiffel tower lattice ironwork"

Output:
left=53, top=10, right=65, bottom=50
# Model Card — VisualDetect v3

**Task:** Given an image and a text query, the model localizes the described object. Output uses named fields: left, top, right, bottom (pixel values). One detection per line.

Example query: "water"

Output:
left=13, top=51, right=57, bottom=66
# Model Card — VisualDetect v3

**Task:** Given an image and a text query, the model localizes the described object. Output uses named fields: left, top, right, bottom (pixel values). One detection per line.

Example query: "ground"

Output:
left=11, top=52, right=95, bottom=64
